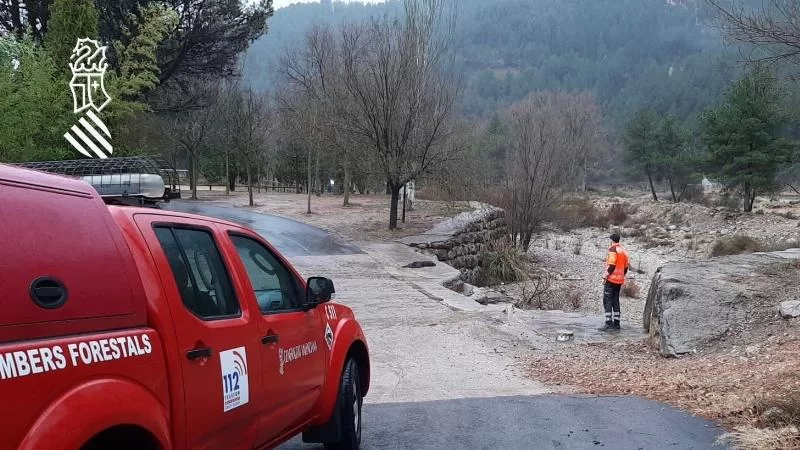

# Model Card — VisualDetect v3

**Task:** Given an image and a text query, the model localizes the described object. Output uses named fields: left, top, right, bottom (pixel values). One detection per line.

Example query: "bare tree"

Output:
left=165, top=96, right=219, bottom=199
left=221, top=87, right=277, bottom=207
left=561, top=92, right=610, bottom=192
left=275, top=88, right=322, bottom=213
left=707, top=0, right=800, bottom=75
left=504, top=92, right=607, bottom=250
left=338, top=1, right=460, bottom=229
left=282, top=0, right=460, bottom=229
left=283, top=25, right=362, bottom=207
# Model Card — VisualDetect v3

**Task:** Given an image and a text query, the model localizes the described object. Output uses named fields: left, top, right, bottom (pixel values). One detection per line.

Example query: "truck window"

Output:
left=155, top=226, right=240, bottom=319
left=229, top=234, right=302, bottom=314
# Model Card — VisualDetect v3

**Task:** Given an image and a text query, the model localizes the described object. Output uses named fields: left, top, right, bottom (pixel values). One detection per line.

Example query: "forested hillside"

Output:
left=243, top=0, right=738, bottom=129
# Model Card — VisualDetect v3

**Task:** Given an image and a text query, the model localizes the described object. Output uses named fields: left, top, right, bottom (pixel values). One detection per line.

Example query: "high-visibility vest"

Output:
left=606, top=243, right=629, bottom=285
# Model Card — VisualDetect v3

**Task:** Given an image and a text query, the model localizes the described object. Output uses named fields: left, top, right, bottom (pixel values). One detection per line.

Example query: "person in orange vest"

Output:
left=601, top=233, right=629, bottom=331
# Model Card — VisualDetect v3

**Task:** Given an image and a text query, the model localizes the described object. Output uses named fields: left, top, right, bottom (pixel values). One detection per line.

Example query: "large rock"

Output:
left=474, top=290, right=514, bottom=305
left=779, top=300, right=800, bottom=318
left=643, top=249, right=800, bottom=357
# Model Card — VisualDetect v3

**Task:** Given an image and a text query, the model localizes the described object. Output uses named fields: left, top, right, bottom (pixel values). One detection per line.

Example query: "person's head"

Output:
left=610, top=233, right=621, bottom=244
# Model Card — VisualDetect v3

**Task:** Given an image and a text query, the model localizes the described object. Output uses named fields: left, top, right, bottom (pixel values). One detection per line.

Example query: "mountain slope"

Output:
left=243, top=0, right=737, bottom=128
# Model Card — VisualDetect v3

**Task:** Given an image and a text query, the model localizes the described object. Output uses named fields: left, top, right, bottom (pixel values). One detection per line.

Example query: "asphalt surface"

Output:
left=172, top=201, right=727, bottom=450
left=281, top=396, right=724, bottom=450
left=164, top=201, right=362, bottom=257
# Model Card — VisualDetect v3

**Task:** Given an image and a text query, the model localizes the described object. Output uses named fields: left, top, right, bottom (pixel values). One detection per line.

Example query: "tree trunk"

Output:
left=743, top=182, right=755, bottom=212
left=315, top=148, right=321, bottom=197
left=580, top=160, right=587, bottom=192
left=389, top=183, right=401, bottom=230
left=225, top=151, right=230, bottom=196
left=678, top=184, right=688, bottom=202
left=257, top=162, right=261, bottom=194
left=191, top=153, right=198, bottom=200
left=510, top=187, right=518, bottom=246
left=247, top=163, right=254, bottom=207
left=668, top=177, right=678, bottom=203
left=647, top=171, right=658, bottom=202
left=522, top=230, right=533, bottom=253
left=228, top=160, right=236, bottom=192
left=402, top=184, right=407, bottom=223
left=343, top=159, right=351, bottom=207
left=307, top=145, right=312, bottom=214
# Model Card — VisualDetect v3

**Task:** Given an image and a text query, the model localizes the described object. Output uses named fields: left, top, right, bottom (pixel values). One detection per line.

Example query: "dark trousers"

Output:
left=603, top=281, right=622, bottom=325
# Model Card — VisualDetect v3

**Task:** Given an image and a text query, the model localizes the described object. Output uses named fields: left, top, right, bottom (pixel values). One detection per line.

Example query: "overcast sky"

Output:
left=272, top=0, right=386, bottom=10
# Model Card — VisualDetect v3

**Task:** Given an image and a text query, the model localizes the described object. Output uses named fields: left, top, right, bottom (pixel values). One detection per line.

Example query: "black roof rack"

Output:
left=15, top=155, right=182, bottom=205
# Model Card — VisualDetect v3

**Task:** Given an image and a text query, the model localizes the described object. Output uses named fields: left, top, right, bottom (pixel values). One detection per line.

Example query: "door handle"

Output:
left=262, top=334, right=279, bottom=345
left=186, top=347, right=212, bottom=360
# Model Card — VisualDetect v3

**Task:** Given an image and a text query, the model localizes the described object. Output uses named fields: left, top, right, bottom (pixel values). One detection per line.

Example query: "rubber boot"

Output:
left=599, top=321, right=614, bottom=332
left=612, top=321, right=621, bottom=331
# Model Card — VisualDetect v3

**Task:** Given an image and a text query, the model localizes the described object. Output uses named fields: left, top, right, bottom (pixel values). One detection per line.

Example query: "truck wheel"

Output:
left=326, top=358, right=362, bottom=450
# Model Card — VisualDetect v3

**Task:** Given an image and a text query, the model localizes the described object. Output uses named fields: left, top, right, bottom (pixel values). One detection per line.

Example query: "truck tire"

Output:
left=81, top=426, right=159, bottom=450
left=326, top=358, right=362, bottom=450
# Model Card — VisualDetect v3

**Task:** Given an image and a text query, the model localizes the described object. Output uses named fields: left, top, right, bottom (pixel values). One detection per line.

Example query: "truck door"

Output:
left=137, top=217, right=263, bottom=450
left=223, top=230, right=326, bottom=443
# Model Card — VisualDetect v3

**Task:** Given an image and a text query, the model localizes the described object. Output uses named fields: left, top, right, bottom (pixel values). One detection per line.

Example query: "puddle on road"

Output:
left=506, top=308, right=646, bottom=345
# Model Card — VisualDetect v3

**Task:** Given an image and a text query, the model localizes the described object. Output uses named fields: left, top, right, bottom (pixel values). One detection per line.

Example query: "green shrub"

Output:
left=683, top=184, right=706, bottom=204
left=753, top=390, right=800, bottom=429
left=711, top=235, right=799, bottom=257
left=549, top=198, right=601, bottom=231
left=605, top=202, right=627, bottom=225
left=710, top=235, right=764, bottom=257
left=715, top=194, right=740, bottom=210
left=484, top=241, right=528, bottom=283
left=549, top=199, right=631, bottom=230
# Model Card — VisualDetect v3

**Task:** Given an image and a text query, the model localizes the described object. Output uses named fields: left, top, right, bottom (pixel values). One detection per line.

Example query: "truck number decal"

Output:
left=220, top=347, right=249, bottom=412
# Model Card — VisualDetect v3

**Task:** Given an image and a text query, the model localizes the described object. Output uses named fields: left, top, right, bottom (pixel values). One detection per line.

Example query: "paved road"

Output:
left=174, top=202, right=726, bottom=450
left=164, top=201, right=362, bottom=257
left=283, top=396, right=723, bottom=450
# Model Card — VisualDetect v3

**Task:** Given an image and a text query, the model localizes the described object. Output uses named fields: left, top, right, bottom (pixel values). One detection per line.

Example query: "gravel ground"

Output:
left=515, top=194, right=800, bottom=329
left=516, top=193, right=800, bottom=449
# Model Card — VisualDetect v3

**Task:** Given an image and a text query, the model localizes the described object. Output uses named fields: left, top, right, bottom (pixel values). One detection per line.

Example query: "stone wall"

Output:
left=398, top=206, right=507, bottom=284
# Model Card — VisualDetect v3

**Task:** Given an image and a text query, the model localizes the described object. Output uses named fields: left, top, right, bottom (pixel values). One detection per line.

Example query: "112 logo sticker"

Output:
left=220, top=347, right=249, bottom=412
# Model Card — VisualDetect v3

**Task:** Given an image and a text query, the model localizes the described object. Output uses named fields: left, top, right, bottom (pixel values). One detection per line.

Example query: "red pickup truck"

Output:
left=0, top=164, right=370, bottom=450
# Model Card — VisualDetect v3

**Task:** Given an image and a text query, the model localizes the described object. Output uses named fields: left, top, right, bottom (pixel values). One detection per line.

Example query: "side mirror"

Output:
left=305, top=277, right=335, bottom=309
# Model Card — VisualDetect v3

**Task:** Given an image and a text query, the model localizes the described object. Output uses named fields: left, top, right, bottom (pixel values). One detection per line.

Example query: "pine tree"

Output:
left=700, top=69, right=797, bottom=212
left=655, top=115, right=700, bottom=203
left=44, top=0, right=100, bottom=70
left=624, top=109, right=661, bottom=201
